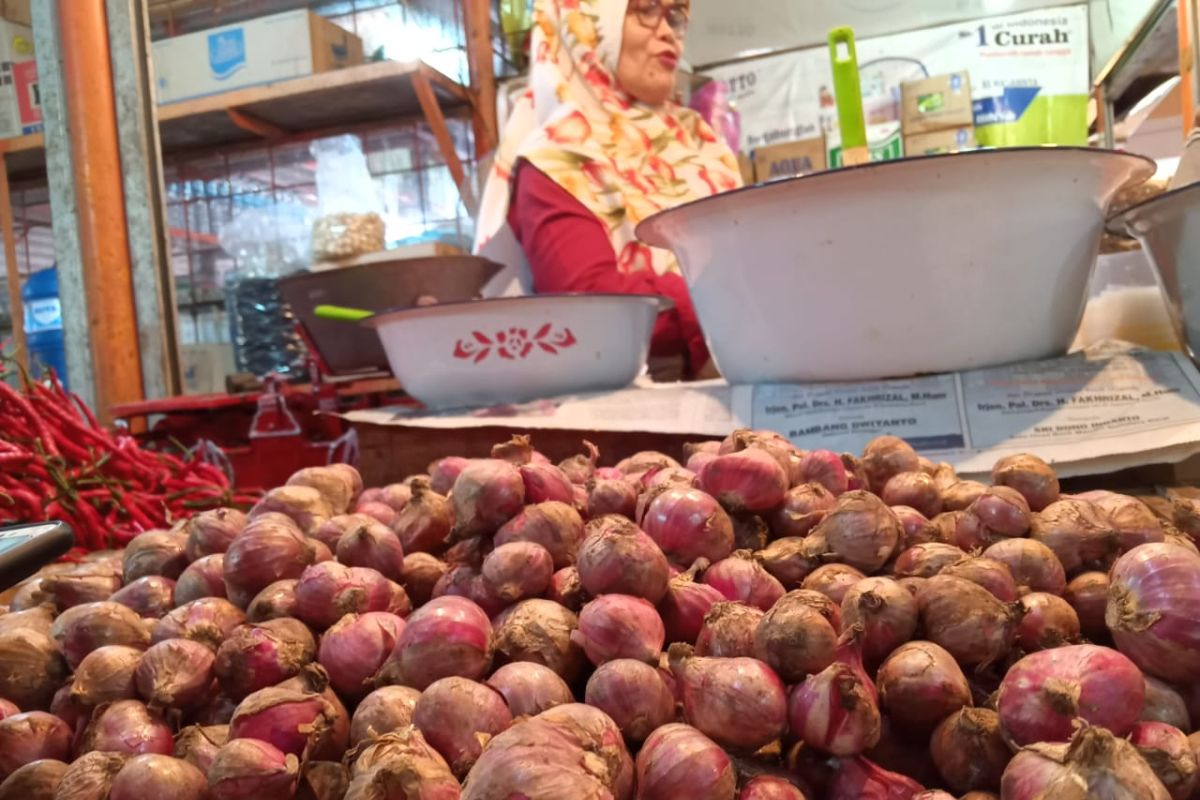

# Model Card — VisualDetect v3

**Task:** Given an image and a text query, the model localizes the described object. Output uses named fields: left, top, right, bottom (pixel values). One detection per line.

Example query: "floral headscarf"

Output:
left=475, top=0, right=742, bottom=291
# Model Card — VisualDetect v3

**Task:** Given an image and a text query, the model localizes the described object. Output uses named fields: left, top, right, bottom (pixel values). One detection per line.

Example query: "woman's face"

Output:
left=616, top=1, right=687, bottom=106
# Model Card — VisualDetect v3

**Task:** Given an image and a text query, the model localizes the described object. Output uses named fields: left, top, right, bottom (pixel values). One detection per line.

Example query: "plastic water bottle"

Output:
left=22, top=266, right=68, bottom=388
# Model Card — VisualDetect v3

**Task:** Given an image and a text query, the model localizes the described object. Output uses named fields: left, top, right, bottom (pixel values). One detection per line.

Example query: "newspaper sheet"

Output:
left=342, top=350, right=1200, bottom=478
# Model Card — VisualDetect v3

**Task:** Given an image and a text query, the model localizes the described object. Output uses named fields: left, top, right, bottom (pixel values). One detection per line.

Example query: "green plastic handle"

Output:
left=314, top=304, right=373, bottom=322
left=829, top=26, right=867, bottom=150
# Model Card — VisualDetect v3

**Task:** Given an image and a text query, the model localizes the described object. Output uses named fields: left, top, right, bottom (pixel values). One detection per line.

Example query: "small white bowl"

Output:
left=637, top=147, right=1153, bottom=384
left=1110, top=182, right=1200, bottom=359
left=364, top=294, right=665, bottom=408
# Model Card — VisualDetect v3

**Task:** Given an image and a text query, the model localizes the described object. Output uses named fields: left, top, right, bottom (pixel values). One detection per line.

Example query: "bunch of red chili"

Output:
left=0, top=369, right=256, bottom=552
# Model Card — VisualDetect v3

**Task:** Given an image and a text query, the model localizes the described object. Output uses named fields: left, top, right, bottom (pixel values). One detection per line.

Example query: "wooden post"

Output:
left=57, top=0, right=145, bottom=418
left=463, top=0, right=498, bottom=156
left=0, top=147, right=23, bottom=366
left=1182, top=0, right=1200, bottom=132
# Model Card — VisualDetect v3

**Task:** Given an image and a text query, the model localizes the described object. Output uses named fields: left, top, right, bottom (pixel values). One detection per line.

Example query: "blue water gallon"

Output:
left=21, top=267, right=68, bottom=388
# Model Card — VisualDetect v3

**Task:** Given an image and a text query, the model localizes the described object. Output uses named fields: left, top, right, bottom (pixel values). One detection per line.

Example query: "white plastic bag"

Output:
left=311, top=134, right=386, bottom=260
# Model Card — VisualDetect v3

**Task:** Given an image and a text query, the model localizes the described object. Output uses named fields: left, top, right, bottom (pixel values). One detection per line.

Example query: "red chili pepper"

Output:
left=0, top=381, right=61, bottom=458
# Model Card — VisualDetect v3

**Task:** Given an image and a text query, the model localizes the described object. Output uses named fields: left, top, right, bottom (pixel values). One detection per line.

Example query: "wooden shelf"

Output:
left=0, top=60, right=471, bottom=179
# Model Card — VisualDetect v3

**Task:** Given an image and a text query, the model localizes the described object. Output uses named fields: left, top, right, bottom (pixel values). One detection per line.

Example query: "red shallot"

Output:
left=982, top=537, right=1067, bottom=595
left=891, top=542, right=967, bottom=579
left=317, top=612, right=404, bottom=700
left=826, top=756, right=925, bottom=800
left=917, top=574, right=1017, bottom=668
left=413, top=676, right=512, bottom=778
left=486, top=662, right=574, bottom=718
left=670, top=643, right=787, bottom=751
left=572, top=594, right=664, bottom=666
left=703, top=551, right=785, bottom=611
left=429, top=455, right=470, bottom=495
left=1141, top=676, right=1191, bottom=731
left=222, top=516, right=316, bottom=607
left=173, top=724, right=227, bottom=773
left=877, top=641, right=971, bottom=732
left=811, top=491, right=902, bottom=573
left=955, top=486, right=1031, bottom=550
left=293, top=562, right=409, bottom=630
left=547, top=566, right=586, bottom=611
left=174, top=554, right=226, bottom=605
left=1106, top=542, right=1200, bottom=684
left=334, top=518, right=405, bottom=583
left=375, top=595, right=493, bottom=690
left=450, top=459, right=525, bottom=539
left=642, top=487, right=735, bottom=568
left=584, top=658, right=675, bottom=742
left=0, top=711, right=71, bottom=778
left=481, top=541, right=555, bottom=602
left=53, top=601, right=149, bottom=669
left=121, top=531, right=188, bottom=584
left=134, top=638, right=215, bottom=711
left=753, top=590, right=838, bottom=682
left=0, top=628, right=67, bottom=711
left=941, top=556, right=1019, bottom=602
left=69, top=645, right=142, bottom=707
left=348, top=685, right=420, bottom=746
left=771, top=483, right=836, bottom=539
left=1015, top=592, right=1080, bottom=650
left=792, top=450, right=852, bottom=496
left=861, top=436, right=920, bottom=493
left=1029, top=497, right=1118, bottom=574
left=109, top=577, right=175, bottom=619
left=402, top=553, right=447, bottom=606
left=996, top=643, right=1145, bottom=746
left=576, top=517, right=668, bottom=602
left=151, top=597, right=244, bottom=651
left=881, top=472, right=942, bottom=518
left=207, top=738, right=299, bottom=800
left=228, top=675, right=348, bottom=760
left=1000, top=724, right=1170, bottom=800
left=636, top=723, right=736, bottom=800
left=245, top=579, right=299, bottom=622
left=461, top=704, right=633, bottom=800
left=1130, top=721, right=1197, bottom=800
left=659, top=562, right=725, bottom=644
left=754, top=537, right=823, bottom=590
left=787, top=630, right=881, bottom=756
left=697, top=448, right=789, bottom=514
left=801, top=563, right=866, bottom=606
left=930, top=707, right=1009, bottom=795
left=840, top=577, right=918, bottom=666
left=1064, top=571, right=1110, bottom=641
left=494, top=500, right=584, bottom=569
left=492, top=598, right=585, bottom=682
left=77, top=700, right=173, bottom=756
left=184, top=507, right=246, bottom=561
left=586, top=477, right=639, bottom=520
left=991, top=453, right=1060, bottom=512
left=696, top=601, right=764, bottom=658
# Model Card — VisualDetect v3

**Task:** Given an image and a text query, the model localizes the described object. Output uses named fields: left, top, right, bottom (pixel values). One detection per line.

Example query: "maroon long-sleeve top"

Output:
left=506, top=161, right=710, bottom=376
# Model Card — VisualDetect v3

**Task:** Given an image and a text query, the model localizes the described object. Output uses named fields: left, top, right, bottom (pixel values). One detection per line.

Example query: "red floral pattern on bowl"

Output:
left=453, top=323, right=578, bottom=364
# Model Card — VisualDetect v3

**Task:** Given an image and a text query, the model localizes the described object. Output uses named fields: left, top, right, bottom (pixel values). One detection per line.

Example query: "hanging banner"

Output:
left=703, top=5, right=1090, bottom=152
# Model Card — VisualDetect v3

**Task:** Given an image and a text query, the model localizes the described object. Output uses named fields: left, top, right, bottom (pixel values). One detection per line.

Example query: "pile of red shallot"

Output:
left=3, top=431, right=1200, bottom=800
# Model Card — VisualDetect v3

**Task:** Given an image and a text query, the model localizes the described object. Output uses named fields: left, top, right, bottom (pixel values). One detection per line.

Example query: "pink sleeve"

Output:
left=507, top=161, right=711, bottom=375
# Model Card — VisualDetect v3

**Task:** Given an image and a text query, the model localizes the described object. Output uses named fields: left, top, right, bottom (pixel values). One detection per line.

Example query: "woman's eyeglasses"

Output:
left=629, top=0, right=690, bottom=37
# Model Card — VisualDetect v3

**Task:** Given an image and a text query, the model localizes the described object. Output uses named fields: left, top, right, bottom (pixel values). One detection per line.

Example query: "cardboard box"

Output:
left=0, top=18, right=39, bottom=138
left=904, top=126, right=977, bottom=156
left=0, top=0, right=29, bottom=26
left=827, top=122, right=903, bottom=168
left=752, top=136, right=826, bottom=182
left=737, top=152, right=755, bottom=185
left=181, top=344, right=237, bottom=395
left=901, top=71, right=974, bottom=135
left=153, top=10, right=364, bottom=104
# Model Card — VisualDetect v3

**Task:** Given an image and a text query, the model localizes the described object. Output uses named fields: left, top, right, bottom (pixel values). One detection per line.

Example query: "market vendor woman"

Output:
left=476, top=0, right=742, bottom=379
